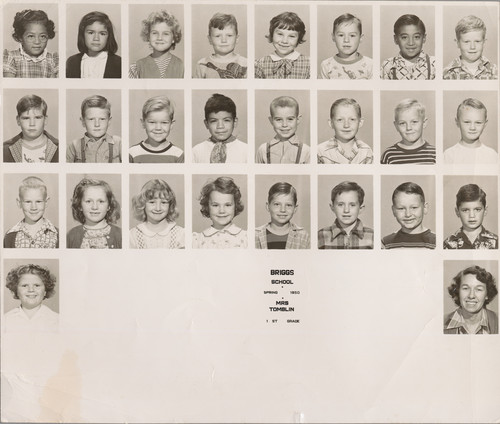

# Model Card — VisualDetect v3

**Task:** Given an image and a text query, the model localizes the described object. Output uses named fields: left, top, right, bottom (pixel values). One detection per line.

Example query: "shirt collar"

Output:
left=209, top=135, right=236, bottom=144
left=19, top=45, right=47, bottom=62
left=446, top=308, right=489, bottom=333
left=137, top=222, right=177, bottom=237
left=395, top=50, right=428, bottom=64
left=264, top=222, right=304, bottom=232
left=334, top=53, right=363, bottom=65
left=330, top=219, right=365, bottom=240
left=270, top=134, right=300, bottom=146
left=269, top=50, right=300, bottom=62
left=84, top=133, right=112, bottom=144
left=202, top=223, right=242, bottom=237
left=82, top=51, right=108, bottom=61
left=9, top=218, right=58, bottom=235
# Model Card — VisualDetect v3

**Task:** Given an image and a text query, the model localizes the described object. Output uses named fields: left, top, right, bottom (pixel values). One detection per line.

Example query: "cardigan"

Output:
left=3, top=131, right=59, bottom=163
left=66, top=224, right=122, bottom=249
left=130, top=53, right=184, bottom=79
left=66, top=52, right=122, bottom=78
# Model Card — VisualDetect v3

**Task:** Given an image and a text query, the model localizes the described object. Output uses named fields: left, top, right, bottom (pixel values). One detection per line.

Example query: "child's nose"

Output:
left=94, top=119, right=100, bottom=127
left=343, top=35, right=349, bottom=43
left=93, top=32, right=100, bottom=41
left=343, top=205, right=350, bottom=213
left=216, top=120, right=224, bottom=128
left=343, top=120, right=350, bottom=128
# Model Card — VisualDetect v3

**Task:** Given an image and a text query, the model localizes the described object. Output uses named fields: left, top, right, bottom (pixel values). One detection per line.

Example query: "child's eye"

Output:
left=100, top=32, right=108, bottom=37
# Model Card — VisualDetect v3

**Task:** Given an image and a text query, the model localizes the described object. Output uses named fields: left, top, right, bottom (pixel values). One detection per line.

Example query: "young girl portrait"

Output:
left=130, top=178, right=185, bottom=249
left=3, top=8, right=58, bottom=78
left=67, top=177, right=122, bottom=249
left=193, top=176, right=247, bottom=249
left=129, top=9, right=184, bottom=79
left=66, top=9, right=121, bottom=78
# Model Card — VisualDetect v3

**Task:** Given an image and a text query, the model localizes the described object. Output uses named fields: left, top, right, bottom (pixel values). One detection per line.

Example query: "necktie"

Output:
left=273, top=59, right=293, bottom=78
left=210, top=141, right=227, bottom=163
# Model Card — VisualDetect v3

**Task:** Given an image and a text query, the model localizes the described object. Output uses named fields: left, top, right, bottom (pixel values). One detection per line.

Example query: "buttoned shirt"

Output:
left=3, top=46, right=59, bottom=78
left=193, top=224, right=247, bottom=249
left=130, top=222, right=185, bottom=249
left=67, top=133, right=122, bottom=163
left=81, top=51, right=108, bottom=78
left=444, top=308, right=494, bottom=334
left=318, top=219, right=373, bottom=249
left=443, top=227, right=498, bottom=250
left=256, top=136, right=310, bottom=164
left=4, top=218, right=58, bottom=249
left=443, top=56, right=498, bottom=80
left=255, top=222, right=310, bottom=249
left=255, top=51, right=310, bottom=79
left=317, top=138, right=373, bottom=164
left=381, top=51, right=435, bottom=80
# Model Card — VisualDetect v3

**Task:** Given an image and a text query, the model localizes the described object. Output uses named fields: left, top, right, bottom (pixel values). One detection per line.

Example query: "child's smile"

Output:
left=392, top=192, right=427, bottom=233
left=456, top=107, right=487, bottom=144
left=17, top=274, right=46, bottom=310
left=142, top=110, right=173, bottom=146
left=272, top=28, right=299, bottom=58
left=208, top=191, right=235, bottom=230
left=84, top=22, right=109, bottom=57
left=267, top=193, right=297, bottom=227
left=204, top=111, right=236, bottom=142
left=394, top=108, right=427, bottom=146
left=269, top=106, right=300, bottom=141
left=394, top=24, right=425, bottom=61
left=81, top=186, right=110, bottom=227
left=18, top=188, right=47, bottom=225
left=149, top=22, right=174, bottom=54
left=330, top=105, right=363, bottom=143
left=457, top=30, right=485, bottom=64
left=145, top=194, right=170, bottom=225
left=17, top=108, right=47, bottom=141
left=331, top=191, right=362, bottom=228
left=21, top=22, right=49, bottom=57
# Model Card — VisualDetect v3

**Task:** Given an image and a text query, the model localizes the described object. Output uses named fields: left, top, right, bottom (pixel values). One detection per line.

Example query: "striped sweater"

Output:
left=381, top=141, right=435, bottom=165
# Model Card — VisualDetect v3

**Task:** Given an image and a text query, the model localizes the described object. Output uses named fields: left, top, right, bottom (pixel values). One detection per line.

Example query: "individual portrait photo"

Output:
left=129, top=90, right=184, bottom=163
left=380, top=91, right=436, bottom=165
left=443, top=91, right=498, bottom=164
left=3, top=89, right=59, bottom=163
left=444, top=260, right=498, bottom=334
left=192, top=90, right=248, bottom=164
left=255, top=90, right=310, bottom=164
left=381, top=175, right=436, bottom=249
left=317, top=5, right=373, bottom=79
left=254, top=4, right=310, bottom=79
left=3, top=258, right=59, bottom=332
left=3, top=4, right=59, bottom=78
left=443, top=176, right=498, bottom=250
left=66, top=89, right=122, bottom=163
left=380, top=5, right=435, bottom=80
left=3, top=173, right=59, bottom=249
left=318, top=175, right=373, bottom=249
left=192, top=174, right=247, bottom=249
left=191, top=4, right=248, bottom=79
left=442, top=6, right=498, bottom=80
left=129, top=174, right=185, bottom=249
left=128, top=4, right=184, bottom=79
left=255, top=175, right=310, bottom=249
left=66, top=173, right=122, bottom=249
left=65, top=4, right=122, bottom=78
left=317, top=91, right=373, bottom=164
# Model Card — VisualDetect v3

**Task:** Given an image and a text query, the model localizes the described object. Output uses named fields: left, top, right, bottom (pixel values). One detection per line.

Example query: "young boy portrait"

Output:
left=318, top=180, right=373, bottom=249
left=67, top=94, right=122, bottom=163
left=319, top=12, right=372, bottom=79
left=381, top=97, right=435, bottom=165
left=443, top=15, right=498, bottom=80
left=194, top=11, right=247, bottom=79
left=256, top=95, right=310, bottom=164
left=444, top=182, right=498, bottom=250
left=192, top=93, right=247, bottom=163
left=443, top=97, right=497, bottom=164
left=4, top=175, right=58, bottom=248
left=381, top=13, right=435, bottom=80
left=382, top=180, right=436, bottom=249
left=3, top=93, right=59, bottom=163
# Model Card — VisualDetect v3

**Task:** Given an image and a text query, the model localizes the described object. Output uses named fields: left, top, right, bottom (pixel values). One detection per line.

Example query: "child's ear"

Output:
left=16, top=198, right=21, bottom=208
left=268, top=116, right=273, bottom=125
left=422, top=118, right=428, bottom=129
left=422, top=34, right=427, bottom=44
left=296, top=114, right=302, bottom=124
left=455, top=117, right=460, bottom=128
left=80, top=116, right=86, bottom=128
left=328, top=119, right=334, bottom=129
left=207, top=34, right=214, bottom=46
left=423, top=202, right=429, bottom=215
left=233, top=117, right=238, bottom=128
left=140, top=118, right=146, bottom=129
left=16, top=116, right=21, bottom=127
left=359, top=204, right=365, bottom=214
left=393, top=34, right=399, bottom=45
left=329, top=202, right=335, bottom=213
left=358, top=118, right=365, bottom=128
left=484, top=205, right=488, bottom=216
left=204, top=119, right=209, bottom=130
left=455, top=207, right=460, bottom=218
left=265, top=202, right=270, bottom=213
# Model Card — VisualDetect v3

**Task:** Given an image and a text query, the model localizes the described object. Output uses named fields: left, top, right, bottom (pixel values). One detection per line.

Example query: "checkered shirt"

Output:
left=6, top=218, right=58, bottom=248
left=381, top=51, right=435, bottom=80
left=318, top=219, right=374, bottom=249
left=255, top=52, right=310, bottom=79
left=255, top=222, right=310, bottom=249
left=443, top=56, right=498, bottom=80
left=3, top=47, right=58, bottom=78
left=445, top=308, right=491, bottom=334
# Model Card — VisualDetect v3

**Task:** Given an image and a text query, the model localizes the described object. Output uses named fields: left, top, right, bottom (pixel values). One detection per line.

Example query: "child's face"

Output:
left=17, top=188, right=48, bottom=225
left=208, top=25, right=238, bottom=56
left=149, top=22, right=175, bottom=53
left=330, top=191, right=363, bottom=228
left=394, top=24, right=426, bottom=61
left=269, top=106, right=300, bottom=141
left=394, top=107, right=427, bottom=146
left=84, top=22, right=109, bottom=56
left=455, top=200, right=487, bottom=232
left=204, top=111, right=236, bottom=142
left=329, top=104, right=363, bottom=143
left=455, top=107, right=487, bottom=144
left=459, top=274, right=487, bottom=314
left=21, top=22, right=49, bottom=57
left=145, top=192, right=170, bottom=225
left=17, top=274, right=46, bottom=311
left=266, top=193, right=297, bottom=226
left=272, top=28, right=300, bottom=58
left=392, top=192, right=427, bottom=233
left=142, top=110, right=174, bottom=145
left=208, top=191, right=235, bottom=230
left=81, top=186, right=109, bottom=226
left=81, top=107, right=111, bottom=139
left=333, top=22, right=362, bottom=59
left=16, top=108, right=47, bottom=141
left=457, top=30, right=485, bottom=64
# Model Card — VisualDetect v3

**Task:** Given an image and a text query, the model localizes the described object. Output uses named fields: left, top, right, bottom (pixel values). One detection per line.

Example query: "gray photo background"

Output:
left=192, top=174, right=248, bottom=233
left=443, top=260, right=498, bottom=316
left=255, top=174, right=310, bottom=232
left=3, top=173, right=59, bottom=233
left=443, top=175, right=498, bottom=238
left=191, top=4, right=248, bottom=77
left=128, top=4, right=185, bottom=66
left=317, top=4, right=373, bottom=74
left=3, top=89, right=59, bottom=142
left=317, top=90, right=373, bottom=150
left=380, top=174, right=436, bottom=237
left=129, top=173, right=185, bottom=229
left=317, top=174, right=373, bottom=231
left=3, top=258, right=60, bottom=314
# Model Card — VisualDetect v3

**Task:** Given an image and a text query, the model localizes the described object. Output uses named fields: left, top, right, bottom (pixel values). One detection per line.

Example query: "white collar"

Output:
left=137, top=221, right=176, bottom=237
left=82, top=51, right=108, bottom=61
left=202, top=223, right=242, bottom=237
left=269, top=50, right=300, bottom=62
left=20, top=45, right=47, bottom=62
